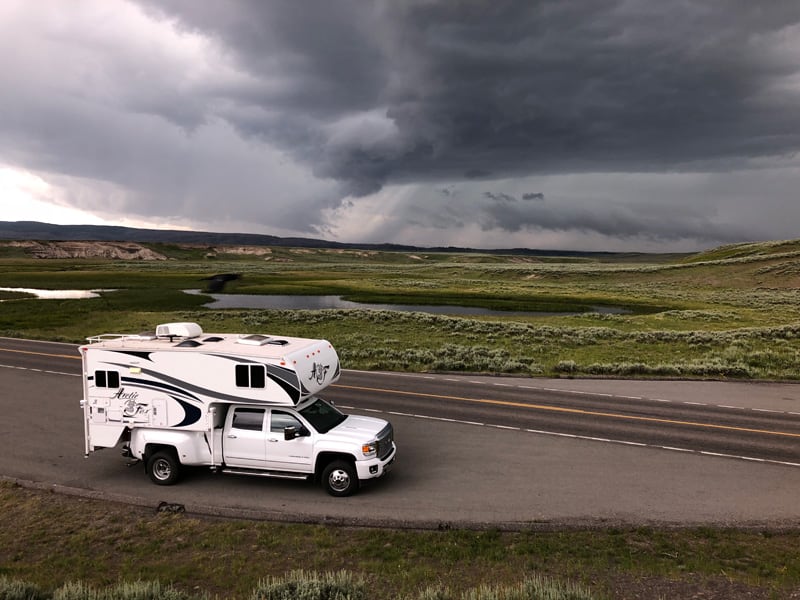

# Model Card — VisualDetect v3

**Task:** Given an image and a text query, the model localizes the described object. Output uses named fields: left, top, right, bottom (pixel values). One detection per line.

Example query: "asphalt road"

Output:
left=2, top=336, right=799, bottom=529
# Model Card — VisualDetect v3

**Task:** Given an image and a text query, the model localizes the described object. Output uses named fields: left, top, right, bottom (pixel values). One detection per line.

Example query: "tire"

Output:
left=322, top=460, right=359, bottom=497
left=146, top=449, right=181, bottom=485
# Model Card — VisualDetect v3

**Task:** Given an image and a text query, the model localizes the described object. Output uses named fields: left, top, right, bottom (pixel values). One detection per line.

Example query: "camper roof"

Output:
left=83, top=322, right=333, bottom=361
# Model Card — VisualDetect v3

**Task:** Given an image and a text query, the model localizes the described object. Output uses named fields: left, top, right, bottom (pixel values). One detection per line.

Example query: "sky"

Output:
left=1, top=1, right=800, bottom=252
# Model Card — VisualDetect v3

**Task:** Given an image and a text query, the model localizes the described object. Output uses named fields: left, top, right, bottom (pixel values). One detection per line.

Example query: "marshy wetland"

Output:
left=1, top=238, right=799, bottom=380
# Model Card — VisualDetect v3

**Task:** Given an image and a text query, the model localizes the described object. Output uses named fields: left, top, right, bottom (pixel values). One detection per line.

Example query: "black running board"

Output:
left=220, top=468, right=308, bottom=480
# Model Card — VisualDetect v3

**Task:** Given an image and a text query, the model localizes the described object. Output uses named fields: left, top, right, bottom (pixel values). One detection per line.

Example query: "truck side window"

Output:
left=231, top=408, right=265, bottom=431
left=94, top=370, right=120, bottom=388
left=235, top=364, right=266, bottom=388
left=270, top=410, right=302, bottom=434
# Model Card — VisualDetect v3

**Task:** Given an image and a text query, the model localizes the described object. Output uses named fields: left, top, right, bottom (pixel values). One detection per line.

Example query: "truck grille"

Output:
left=376, top=423, right=394, bottom=460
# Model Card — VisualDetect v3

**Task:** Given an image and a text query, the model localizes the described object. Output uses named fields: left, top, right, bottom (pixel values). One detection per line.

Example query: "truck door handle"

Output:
left=227, top=434, right=237, bottom=439
left=268, top=438, right=279, bottom=442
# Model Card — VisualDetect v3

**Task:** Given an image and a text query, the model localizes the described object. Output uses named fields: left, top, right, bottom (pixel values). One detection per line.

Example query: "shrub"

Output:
left=250, top=570, right=368, bottom=600
left=0, top=576, right=48, bottom=600
left=52, top=581, right=191, bottom=600
left=553, top=360, right=578, bottom=374
left=431, top=576, right=597, bottom=600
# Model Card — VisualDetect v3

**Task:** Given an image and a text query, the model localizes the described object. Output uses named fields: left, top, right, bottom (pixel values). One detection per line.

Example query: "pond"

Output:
left=0, top=287, right=630, bottom=316
left=183, top=290, right=630, bottom=317
left=0, top=287, right=109, bottom=299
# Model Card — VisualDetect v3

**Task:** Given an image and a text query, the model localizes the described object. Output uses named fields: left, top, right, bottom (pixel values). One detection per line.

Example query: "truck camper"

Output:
left=79, top=322, right=395, bottom=496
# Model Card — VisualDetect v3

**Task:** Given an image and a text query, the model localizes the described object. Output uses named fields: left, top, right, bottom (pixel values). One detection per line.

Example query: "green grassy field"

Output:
left=3, top=483, right=799, bottom=599
left=1, top=239, right=799, bottom=380
left=2, top=241, right=800, bottom=598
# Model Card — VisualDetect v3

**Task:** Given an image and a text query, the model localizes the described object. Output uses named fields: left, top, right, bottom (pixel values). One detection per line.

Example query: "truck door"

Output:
left=223, top=407, right=267, bottom=468
left=264, top=409, right=313, bottom=472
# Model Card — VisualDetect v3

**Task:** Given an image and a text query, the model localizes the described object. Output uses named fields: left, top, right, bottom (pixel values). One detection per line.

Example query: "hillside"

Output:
left=682, top=239, right=800, bottom=263
left=0, top=221, right=679, bottom=261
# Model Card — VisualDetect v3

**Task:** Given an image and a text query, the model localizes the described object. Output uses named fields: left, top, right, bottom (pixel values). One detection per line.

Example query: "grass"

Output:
left=2, top=242, right=800, bottom=599
left=0, top=572, right=599, bottom=600
left=1, top=240, right=800, bottom=379
left=1, top=483, right=799, bottom=599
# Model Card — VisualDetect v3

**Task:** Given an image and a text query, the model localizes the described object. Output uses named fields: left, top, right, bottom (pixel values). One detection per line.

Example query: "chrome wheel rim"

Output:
left=328, top=468, right=351, bottom=492
left=153, top=458, right=172, bottom=481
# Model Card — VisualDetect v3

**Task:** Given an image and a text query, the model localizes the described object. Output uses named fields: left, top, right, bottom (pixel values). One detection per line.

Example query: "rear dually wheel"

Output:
left=146, top=449, right=181, bottom=485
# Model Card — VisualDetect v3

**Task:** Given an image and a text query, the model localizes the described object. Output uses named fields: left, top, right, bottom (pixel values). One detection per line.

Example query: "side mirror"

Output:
left=284, top=426, right=310, bottom=440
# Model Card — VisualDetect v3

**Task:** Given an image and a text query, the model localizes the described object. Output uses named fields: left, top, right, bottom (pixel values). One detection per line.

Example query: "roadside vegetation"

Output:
left=2, top=242, right=799, bottom=598
left=1, top=238, right=799, bottom=380
left=2, top=483, right=799, bottom=599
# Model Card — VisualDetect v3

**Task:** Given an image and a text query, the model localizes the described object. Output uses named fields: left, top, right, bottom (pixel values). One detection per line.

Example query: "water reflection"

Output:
left=0, top=287, right=108, bottom=299
left=0, top=287, right=629, bottom=316
left=184, top=290, right=629, bottom=316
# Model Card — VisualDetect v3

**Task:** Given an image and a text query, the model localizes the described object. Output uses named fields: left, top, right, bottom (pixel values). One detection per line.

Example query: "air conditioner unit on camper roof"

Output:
left=156, top=322, right=203, bottom=339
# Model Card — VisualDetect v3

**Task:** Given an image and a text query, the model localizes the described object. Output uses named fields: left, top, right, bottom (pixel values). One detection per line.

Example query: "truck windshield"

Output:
left=298, top=398, right=347, bottom=433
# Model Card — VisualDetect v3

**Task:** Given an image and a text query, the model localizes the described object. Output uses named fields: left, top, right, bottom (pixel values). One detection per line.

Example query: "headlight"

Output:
left=361, top=442, right=377, bottom=458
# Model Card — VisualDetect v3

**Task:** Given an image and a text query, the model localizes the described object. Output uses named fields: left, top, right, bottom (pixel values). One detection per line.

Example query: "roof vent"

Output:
left=156, top=322, right=203, bottom=339
left=175, top=339, right=203, bottom=348
left=237, top=334, right=272, bottom=346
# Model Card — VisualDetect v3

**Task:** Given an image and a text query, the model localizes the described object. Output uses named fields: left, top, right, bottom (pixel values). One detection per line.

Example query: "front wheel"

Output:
left=146, top=450, right=181, bottom=485
left=322, top=460, right=359, bottom=497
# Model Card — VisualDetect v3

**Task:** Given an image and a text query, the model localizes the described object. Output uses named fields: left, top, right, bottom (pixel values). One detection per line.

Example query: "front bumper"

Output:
left=355, top=443, right=396, bottom=480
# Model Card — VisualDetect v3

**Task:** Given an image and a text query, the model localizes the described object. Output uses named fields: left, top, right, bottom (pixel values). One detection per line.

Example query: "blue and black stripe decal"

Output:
left=172, top=396, right=202, bottom=427
left=121, top=376, right=200, bottom=403
left=267, top=364, right=301, bottom=404
left=116, top=351, right=154, bottom=361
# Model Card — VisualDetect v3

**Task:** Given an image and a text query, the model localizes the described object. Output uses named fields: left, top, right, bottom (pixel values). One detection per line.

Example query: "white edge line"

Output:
left=370, top=407, right=800, bottom=470
left=344, top=370, right=799, bottom=415
left=0, top=364, right=79, bottom=377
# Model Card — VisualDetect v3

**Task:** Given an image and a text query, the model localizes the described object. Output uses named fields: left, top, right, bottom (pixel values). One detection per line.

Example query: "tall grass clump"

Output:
left=52, top=581, right=193, bottom=600
left=250, top=570, right=367, bottom=600
left=0, top=576, right=48, bottom=600
left=0, top=575, right=600, bottom=600
left=416, top=576, right=598, bottom=600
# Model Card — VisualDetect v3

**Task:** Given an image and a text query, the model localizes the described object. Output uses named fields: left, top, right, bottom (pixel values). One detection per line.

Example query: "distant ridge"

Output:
left=0, top=221, right=345, bottom=249
left=0, top=220, right=660, bottom=259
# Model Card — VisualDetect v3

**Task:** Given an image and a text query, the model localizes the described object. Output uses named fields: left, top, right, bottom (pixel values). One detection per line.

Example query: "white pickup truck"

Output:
left=80, top=322, right=396, bottom=496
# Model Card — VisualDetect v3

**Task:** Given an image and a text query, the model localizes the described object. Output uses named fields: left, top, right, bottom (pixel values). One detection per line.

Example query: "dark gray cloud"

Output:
left=1, top=1, right=800, bottom=249
left=484, top=191, right=518, bottom=203
left=478, top=195, right=739, bottom=242
left=136, top=0, right=800, bottom=196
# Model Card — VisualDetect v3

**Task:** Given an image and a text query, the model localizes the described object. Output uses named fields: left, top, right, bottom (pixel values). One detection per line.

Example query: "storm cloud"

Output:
left=1, top=1, right=800, bottom=250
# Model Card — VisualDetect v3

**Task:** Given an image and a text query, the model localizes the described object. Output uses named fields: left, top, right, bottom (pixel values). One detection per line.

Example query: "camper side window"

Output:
left=94, top=370, right=120, bottom=388
left=235, top=364, right=266, bottom=388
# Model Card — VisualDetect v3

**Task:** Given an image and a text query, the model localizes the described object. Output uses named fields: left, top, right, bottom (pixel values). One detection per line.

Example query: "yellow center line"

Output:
left=0, top=348, right=81, bottom=360
left=334, top=384, right=800, bottom=439
left=5, top=348, right=797, bottom=439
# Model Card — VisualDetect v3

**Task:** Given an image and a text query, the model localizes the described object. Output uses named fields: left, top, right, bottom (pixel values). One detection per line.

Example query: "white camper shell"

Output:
left=79, top=323, right=395, bottom=496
